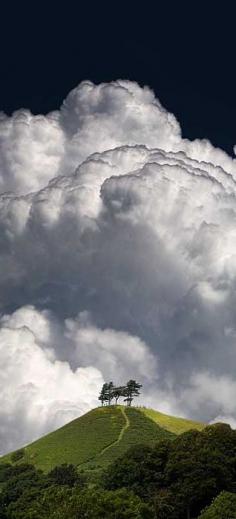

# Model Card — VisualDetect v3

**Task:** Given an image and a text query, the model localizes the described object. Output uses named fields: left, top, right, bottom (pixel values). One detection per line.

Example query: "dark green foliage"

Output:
left=98, top=382, right=116, bottom=406
left=6, top=486, right=49, bottom=519
left=103, top=440, right=171, bottom=498
left=98, top=383, right=107, bottom=405
left=0, top=463, right=12, bottom=483
left=98, top=380, right=142, bottom=406
left=4, top=484, right=151, bottom=519
left=103, top=423, right=236, bottom=518
left=107, top=381, right=115, bottom=405
left=10, top=449, right=25, bottom=463
left=6, top=485, right=71, bottom=519
left=113, top=386, right=126, bottom=404
left=0, top=464, right=47, bottom=518
left=48, top=463, right=86, bottom=487
left=164, top=424, right=236, bottom=518
left=124, top=380, right=142, bottom=407
left=198, top=491, right=236, bottom=518
left=56, top=488, right=152, bottom=519
left=152, top=489, right=175, bottom=519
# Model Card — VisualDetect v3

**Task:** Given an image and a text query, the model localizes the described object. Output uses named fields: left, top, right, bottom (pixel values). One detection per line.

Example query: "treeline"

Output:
left=0, top=462, right=149, bottom=519
left=98, top=379, right=142, bottom=406
left=103, top=422, right=236, bottom=518
left=2, top=423, right=236, bottom=518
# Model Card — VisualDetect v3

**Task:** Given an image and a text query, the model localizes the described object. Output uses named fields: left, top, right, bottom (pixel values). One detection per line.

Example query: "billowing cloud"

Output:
left=1, top=80, right=236, bottom=452
left=65, top=311, right=157, bottom=383
left=1, top=80, right=235, bottom=195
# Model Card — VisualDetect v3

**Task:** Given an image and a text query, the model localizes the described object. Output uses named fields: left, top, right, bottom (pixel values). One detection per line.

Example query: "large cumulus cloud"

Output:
left=1, top=80, right=236, bottom=453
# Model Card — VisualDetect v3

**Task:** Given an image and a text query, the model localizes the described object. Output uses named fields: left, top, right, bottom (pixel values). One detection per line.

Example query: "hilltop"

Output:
left=1, top=406, right=204, bottom=473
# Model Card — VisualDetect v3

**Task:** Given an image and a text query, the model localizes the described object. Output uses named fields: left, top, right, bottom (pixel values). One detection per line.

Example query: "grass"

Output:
left=139, top=407, right=205, bottom=434
left=97, top=407, right=174, bottom=467
left=1, top=406, right=124, bottom=472
left=0, top=406, right=205, bottom=473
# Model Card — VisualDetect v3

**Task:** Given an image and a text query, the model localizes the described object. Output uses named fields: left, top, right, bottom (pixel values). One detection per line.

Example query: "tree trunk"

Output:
left=186, top=506, right=190, bottom=519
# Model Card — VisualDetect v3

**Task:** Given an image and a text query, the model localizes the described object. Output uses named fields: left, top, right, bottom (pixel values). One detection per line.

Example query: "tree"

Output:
left=7, top=487, right=152, bottom=519
left=0, top=464, right=46, bottom=518
left=124, top=380, right=142, bottom=406
left=48, top=464, right=85, bottom=488
left=198, top=491, right=236, bottom=518
left=7, top=485, right=72, bottom=519
left=107, top=381, right=115, bottom=405
left=0, top=463, right=12, bottom=483
left=98, top=383, right=109, bottom=406
left=11, top=448, right=25, bottom=463
left=99, top=382, right=115, bottom=405
left=103, top=441, right=171, bottom=499
left=99, top=380, right=142, bottom=406
left=103, top=423, right=236, bottom=518
left=112, top=386, right=126, bottom=405
left=152, top=489, right=175, bottom=519
left=165, top=424, right=236, bottom=518
left=58, top=488, right=152, bottom=519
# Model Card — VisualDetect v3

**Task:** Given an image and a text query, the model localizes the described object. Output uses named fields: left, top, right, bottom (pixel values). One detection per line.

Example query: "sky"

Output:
left=1, top=6, right=236, bottom=453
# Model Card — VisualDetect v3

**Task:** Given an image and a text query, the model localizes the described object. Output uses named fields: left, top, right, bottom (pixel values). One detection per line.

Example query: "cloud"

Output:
left=2, top=80, right=234, bottom=196
left=65, top=311, right=158, bottom=383
left=1, top=80, right=236, bottom=451
left=0, top=306, right=103, bottom=453
left=0, top=111, right=65, bottom=194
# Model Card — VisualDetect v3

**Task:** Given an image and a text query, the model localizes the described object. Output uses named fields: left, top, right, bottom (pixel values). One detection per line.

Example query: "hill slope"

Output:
left=1, top=406, right=205, bottom=473
left=139, top=407, right=204, bottom=434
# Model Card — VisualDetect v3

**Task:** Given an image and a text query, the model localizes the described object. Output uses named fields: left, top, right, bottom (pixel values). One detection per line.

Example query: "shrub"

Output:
left=198, top=491, right=236, bottom=518
left=11, top=449, right=25, bottom=463
left=48, top=463, right=86, bottom=488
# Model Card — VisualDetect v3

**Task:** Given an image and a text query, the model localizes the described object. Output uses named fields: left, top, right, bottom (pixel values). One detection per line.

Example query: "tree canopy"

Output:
left=198, top=491, right=236, bottom=518
left=98, top=380, right=142, bottom=406
left=103, top=423, right=236, bottom=518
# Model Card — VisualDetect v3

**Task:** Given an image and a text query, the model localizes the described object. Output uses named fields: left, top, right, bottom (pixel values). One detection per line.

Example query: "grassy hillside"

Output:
left=139, top=407, right=204, bottom=434
left=1, top=406, right=204, bottom=473
left=83, top=407, right=174, bottom=472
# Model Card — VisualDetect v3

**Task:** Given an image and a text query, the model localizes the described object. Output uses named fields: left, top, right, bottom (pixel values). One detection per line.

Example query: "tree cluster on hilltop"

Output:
left=98, top=380, right=142, bottom=407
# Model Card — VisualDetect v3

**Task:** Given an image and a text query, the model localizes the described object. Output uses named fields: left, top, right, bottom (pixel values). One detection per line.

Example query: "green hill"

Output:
left=1, top=406, right=205, bottom=473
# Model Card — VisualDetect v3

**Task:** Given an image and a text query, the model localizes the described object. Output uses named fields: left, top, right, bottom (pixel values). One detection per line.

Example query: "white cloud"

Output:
left=2, top=80, right=235, bottom=196
left=0, top=110, right=65, bottom=194
left=0, top=306, right=104, bottom=453
left=65, top=311, right=158, bottom=383
left=1, top=80, right=236, bottom=450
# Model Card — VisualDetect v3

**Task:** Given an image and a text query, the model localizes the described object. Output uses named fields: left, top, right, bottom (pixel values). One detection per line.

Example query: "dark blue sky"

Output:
left=0, top=4, right=235, bottom=155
